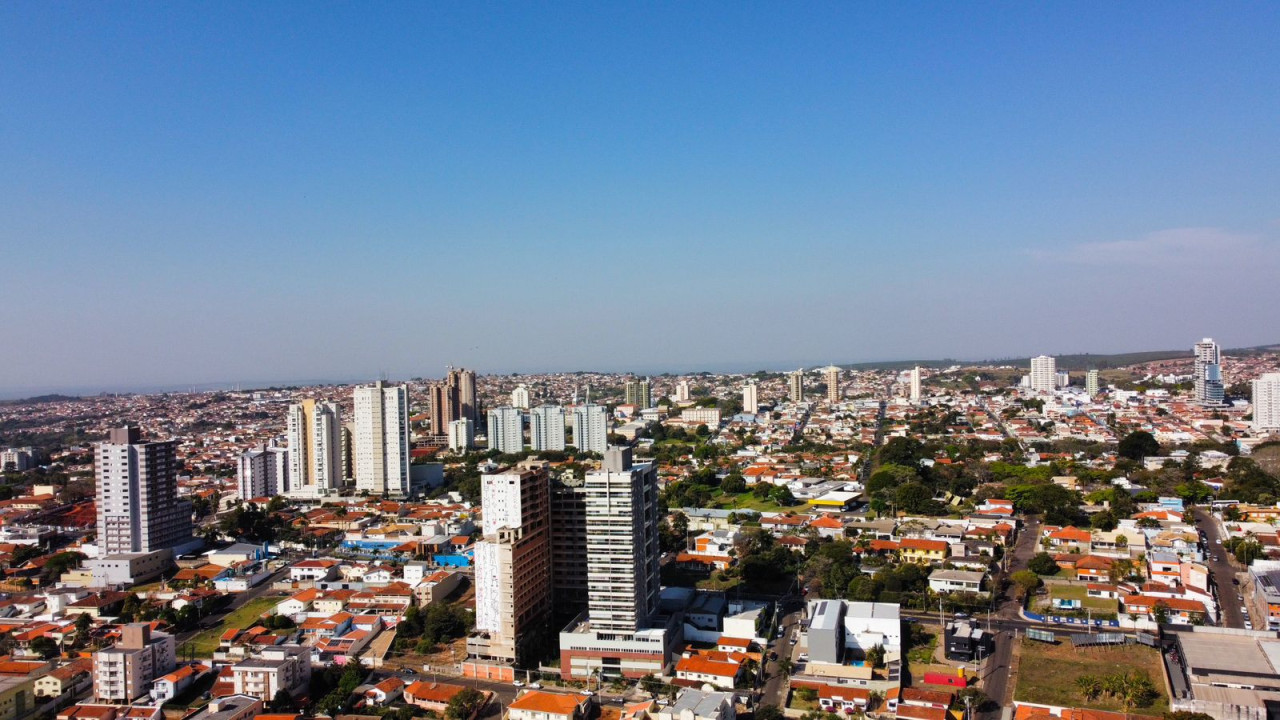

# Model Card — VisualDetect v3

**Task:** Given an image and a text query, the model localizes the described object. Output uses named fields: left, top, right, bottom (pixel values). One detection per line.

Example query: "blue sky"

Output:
left=2, top=2, right=1279, bottom=394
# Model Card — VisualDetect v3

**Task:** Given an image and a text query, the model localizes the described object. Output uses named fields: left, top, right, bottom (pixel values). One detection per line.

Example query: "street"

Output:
left=1192, top=508, right=1246, bottom=628
left=760, top=608, right=802, bottom=707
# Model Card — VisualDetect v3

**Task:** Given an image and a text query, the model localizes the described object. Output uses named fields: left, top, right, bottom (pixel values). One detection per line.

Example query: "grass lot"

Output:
left=711, top=491, right=810, bottom=513
left=906, top=629, right=938, bottom=666
left=1044, top=583, right=1119, bottom=613
left=1014, top=637, right=1169, bottom=715
left=185, top=596, right=280, bottom=657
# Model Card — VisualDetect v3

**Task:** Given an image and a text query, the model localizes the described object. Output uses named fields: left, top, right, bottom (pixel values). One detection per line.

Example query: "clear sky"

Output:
left=2, top=2, right=1279, bottom=395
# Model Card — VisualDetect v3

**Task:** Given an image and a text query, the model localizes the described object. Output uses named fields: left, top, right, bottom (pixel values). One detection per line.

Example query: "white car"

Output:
left=512, top=680, right=525, bottom=687
left=798, top=653, right=809, bottom=662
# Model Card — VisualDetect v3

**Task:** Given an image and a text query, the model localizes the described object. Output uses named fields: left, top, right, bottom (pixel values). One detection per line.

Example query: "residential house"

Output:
left=508, top=691, right=592, bottom=720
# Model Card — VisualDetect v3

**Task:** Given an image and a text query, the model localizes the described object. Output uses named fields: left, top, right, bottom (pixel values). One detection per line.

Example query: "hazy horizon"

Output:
left=3, top=4, right=1278, bottom=395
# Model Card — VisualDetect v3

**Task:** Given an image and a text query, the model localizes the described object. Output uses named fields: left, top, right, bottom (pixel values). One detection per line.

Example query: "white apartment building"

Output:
left=1194, top=337, right=1225, bottom=406
left=531, top=405, right=566, bottom=451
left=285, top=399, right=343, bottom=497
left=0, top=447, right=35, bottom=472
left=95, top=427, right=193, bottom=556
left=742, top=381, right=758, bottom=415
left=1254, top=373, right=1280, bottom=434
left=511, top=384, right=531, bottom=410
left=676, top=380, right=692, bottom=402
left=228, top=646, right=311, bottom=701
left=354, top=381, right=411, bottom=497
left=909, top=367, right=922, bottom=404
left=1029, top=355, right=1056, bottom=393
left=1086, top=369, right=1100, bottom=397
left=93, top=624, right=176, bottom=702
left=681, top=408, right=721, bottom=427
left=237, top=445, right=288, bottom=500
left=572, top=404, right=608, bottom=454
left=448, top=419, right=474, bottom=452
left=487, top=407, right=524, bottom=454
left=584, top=448, right=661, bottom=634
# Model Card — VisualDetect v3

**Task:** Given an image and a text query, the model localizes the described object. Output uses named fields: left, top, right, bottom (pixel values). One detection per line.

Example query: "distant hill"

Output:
left=839, top=343, right=1280, bottom=372
left=0, top=393, right=81, bottom=406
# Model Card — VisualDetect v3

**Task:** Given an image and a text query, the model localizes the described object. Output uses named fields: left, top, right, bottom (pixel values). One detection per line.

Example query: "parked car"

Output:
left=513, top=680, right=525, bottom=687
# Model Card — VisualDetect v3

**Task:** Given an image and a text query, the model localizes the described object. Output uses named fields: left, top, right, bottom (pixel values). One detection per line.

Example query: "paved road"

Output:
left=1193, top=508, right=1246, bottom=628
left=760, top=609, right=802, bottom=706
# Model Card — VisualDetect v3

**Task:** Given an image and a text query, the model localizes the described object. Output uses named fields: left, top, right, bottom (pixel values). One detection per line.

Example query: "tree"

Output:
left=29, top=635, right=59, bottom=660
left=1075, top=675, right=1102, bottom=701
left=446, top=688, right=486, bottom=720
left=270, top=689, right=294, bottom=712
left=1153, top=601, right=1170, bottom=625
left=1027, top=552, right=1060, bottom=576
left=1090, top=511, right=1118, bottom=531
left=756, top=707, right=784, bottom=720
left=865, top=644, right=885, bottom=668
left=639, top=674, right=663, bottom=696
left=1011, top=570, right=1041, bottom=599
left=1118, top=431, right=1160, bottom=461
left=777, top=658, right=794, bottom=677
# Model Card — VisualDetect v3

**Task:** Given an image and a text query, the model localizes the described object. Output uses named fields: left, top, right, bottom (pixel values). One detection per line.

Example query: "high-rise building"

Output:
left=93, top=624, right=176, bottom=702
left=285, top=400, right=343, bottom=497
left=572, top=404, right=608, bottom=454
left=789, top=369, right=805, bottom=402
left=429, top=382, right=458, bottom=436
left=1055, top=370, right=1071, bottom=388
left=624, top=379, right=652, bottom=409
left=237, top=445, right=289, bottom=500
left=1029, top=356, right=1056, bottom=393
left=468, top=467, right=553, bottom=668
left=487, top=407, right=524, bottom=454
left=824, top=366, right=841, bottom=404
left=742, top=381, right=758, bottom=415
left=1253, top=373, right=1280, bottom=434
left=0, top=447, right=34, bottom=472
left=549, top=475, right=588, bottom=617
left=559, top=447, right=672, bottom=679
left=531, top=405, right=567, bottom=451
left=353, top=381, right=411, bottom=497
left=511, top=384, right=531, bottom=411
left=675, top=380, right=692, bottom=403
left=1086, top=369, right=1100, bottom=397
left=586, top=447, right=660, bottom=633
left=909, top=367, right=922, bottom=404
left=1194, top=338, right=1225, bottom=406
left=95, top=427, right=194, bottom=556
left=448, top=418, right=475, bottom=452
left=449, top=367, right=479, bottom=424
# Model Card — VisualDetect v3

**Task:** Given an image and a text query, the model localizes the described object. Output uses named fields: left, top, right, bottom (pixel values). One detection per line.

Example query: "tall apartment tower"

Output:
left=624, top=379, right=652, bottom=409
left=1086, top=369, right=1100, bottom=397
left=511, top=384, right=531, bottom=410
left=789, top=369, right=805, bottom=402
left=824, top=366, right=841, bottom=404
left=584, top=447, right=661, bottom=634
left=487, top=407, right=525, bottom=454
left=1253, top=373, right=1280, bottom=434
left=96, top=427, right=194, bottom=556
left=549, top=475, right=589, bottom=617
left=353, top=381, right=411, bottom=497
left=572, top=404, right=609, bottom=454
left=237, top=445, right=289, bottom=500
left=429, top=382, right=458, bottom=436
left=285, top=400, right=343, bottom=497
left=0, top=447, right=34, bottom=472
left=469, top=468, right=553, bottom=667
left=1029, top=356, right=1056, bottom=393
left=1194, top=338, right=1225, bottom=406
left=675, top=380, right=691, bottom=403
left=531, top=405, right=567, bottom=451
left=909, top=367, right=922, bottom=404
left=448, top=418, right=475, bottom=452
left=448, top=367, right=479, bottom=424
left=742, top=380, right=759, bottom=415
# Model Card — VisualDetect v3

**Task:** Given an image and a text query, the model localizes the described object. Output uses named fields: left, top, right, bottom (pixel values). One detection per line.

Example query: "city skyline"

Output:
left=3, top=4, right=1279, bottom=394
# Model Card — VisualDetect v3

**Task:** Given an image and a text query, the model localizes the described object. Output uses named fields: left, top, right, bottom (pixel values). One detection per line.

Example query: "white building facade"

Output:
left=353, top=381, right=411, bottom=497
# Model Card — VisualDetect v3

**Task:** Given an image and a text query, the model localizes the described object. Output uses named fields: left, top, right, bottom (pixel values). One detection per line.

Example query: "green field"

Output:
left=1015, top=638, right=1169, bottom=715
left=711, top=491, right=809, bottom=513
left=184, top=596, right=280, bottom=658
